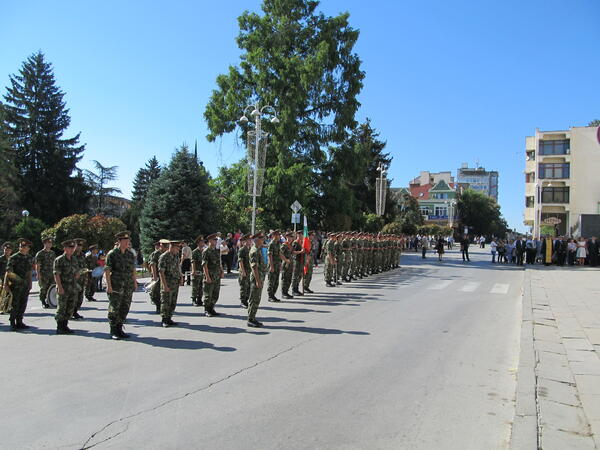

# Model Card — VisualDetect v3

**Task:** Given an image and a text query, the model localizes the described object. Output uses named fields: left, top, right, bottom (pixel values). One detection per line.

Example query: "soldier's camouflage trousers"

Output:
left=74, top=274, right=87, bottom=314
left=203, top=273, right=221, bottom=310
left=161, top=282, right=179, bottom=319
left=10, top=284, right=29, bottom=320
left=38, top=275, right=53, bottom=303
left=325, top=257, right=335, bottom=283
left=85, top=275, right=96, bottom=300
left=248, top=273, right=264, bottom=321
left=303, top=261, right=313, bottom=289
left=108, top=289, right=134, bottom=326
left=292, top=260, right=303, bottom=292
left=281, top=262, right=293, bottom=294
left=267, top=264, right=281, bottom=297
left=150, top=279, right=161, bottom=306
left=191, top=273, right=203, bottom=304
left=55, top=286, right=76, bottom=323
left=239, top=274, right=250, bottom=302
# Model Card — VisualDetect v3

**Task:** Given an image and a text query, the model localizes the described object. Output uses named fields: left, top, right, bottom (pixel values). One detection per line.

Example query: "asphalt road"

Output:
left=0, top=246, right=523, bottom=450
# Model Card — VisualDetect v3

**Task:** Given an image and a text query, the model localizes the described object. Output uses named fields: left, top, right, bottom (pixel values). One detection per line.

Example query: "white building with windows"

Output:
left=456, top=164, right=499, bottom=201
left=524, top=125, right=600, bottom=237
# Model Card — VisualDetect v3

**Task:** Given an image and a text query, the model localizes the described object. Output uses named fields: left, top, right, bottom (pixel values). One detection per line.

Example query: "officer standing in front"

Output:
left=248, top=232, right=267, bottom=327
left=34, top=236, right=55, bottom=308
left=4, top=238, right=34, bottom=331
left=104, top=231, right=137, bottom=340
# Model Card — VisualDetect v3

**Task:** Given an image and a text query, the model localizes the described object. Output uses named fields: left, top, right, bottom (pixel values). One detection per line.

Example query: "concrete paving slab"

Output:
left=580, top=395, right=600, bottom=423
left=539, top=425, right=595, bottom=450
left=574, top=375, right=600, bottom=395
left=537, top=351, right=576, bottom=384
left=538, top=399, right=591, bottom=435
left=534, top=323, right=561, bottom=342
left=570, top=359, right=600, bottom=376
left=563, top=338, right=595, bottom=351
left=566, top=348, right=599, bottom=363
left=537, top=377, right=579, bottom=407
left=584, top=328, right=600, bottom=345
left=536, top=340, right=566, bottom=355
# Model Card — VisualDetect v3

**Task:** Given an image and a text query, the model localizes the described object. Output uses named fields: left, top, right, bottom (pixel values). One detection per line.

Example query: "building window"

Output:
left=420, top=206, right=431, bottom=215
left=539, top=139, right=570, bottom=155
left=525, top=196, right=534, bottom=208
left=541, top=187, right=569, bottom=203
left=539, top=163, right=570, bottom=179
left=525, top=172, right=535, bottom=183
left=434, top=206, right=447, bottom=217
left=526, top=150, right=535, bottom=161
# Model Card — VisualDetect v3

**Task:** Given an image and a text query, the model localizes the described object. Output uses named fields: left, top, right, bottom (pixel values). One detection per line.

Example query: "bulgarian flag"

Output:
left=302, top=215, right=311, bottom=275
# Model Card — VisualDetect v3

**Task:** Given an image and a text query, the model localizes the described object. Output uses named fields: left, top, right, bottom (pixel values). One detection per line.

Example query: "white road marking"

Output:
left=428, top=280, right=454, bottom=290
left=460, top=282, right=481, bottom=292
left=490, top=283, right=510, bottom=294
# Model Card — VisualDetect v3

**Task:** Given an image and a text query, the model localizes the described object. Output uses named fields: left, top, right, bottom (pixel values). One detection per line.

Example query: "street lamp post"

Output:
left=239, top=103, right=279, bottom=234
left=376, top=163, right=387, bottom=216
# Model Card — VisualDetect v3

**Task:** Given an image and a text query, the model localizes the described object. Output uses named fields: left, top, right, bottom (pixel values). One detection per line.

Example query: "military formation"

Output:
left=0, top=230, right=403, bottom=338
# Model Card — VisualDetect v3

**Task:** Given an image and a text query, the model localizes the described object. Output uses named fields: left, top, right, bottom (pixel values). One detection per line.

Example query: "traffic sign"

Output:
left=290, top=200, right=302, bottom=213
left=291, top=213, right=301, bottom=224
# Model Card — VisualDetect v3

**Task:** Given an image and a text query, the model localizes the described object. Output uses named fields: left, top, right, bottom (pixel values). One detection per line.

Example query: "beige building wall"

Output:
left=524, top=126, right=600, bottom=236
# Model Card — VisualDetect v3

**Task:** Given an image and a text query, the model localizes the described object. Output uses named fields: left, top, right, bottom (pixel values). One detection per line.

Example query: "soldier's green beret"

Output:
left=115, top=231, right=131, bottom=240
left=62, top=239, right=76, bottom=248
left=195, top=235, right=204, bottom=244
left=88, top=244, right=98, bottom=250
left=17, top=238, right=32, bottom=246
left=42, top=236, right=53, bottom=243
left=74, top=238, right=86, bottom=245
left=2, top=241, right=13, bottom=249
left=206, top=233, right=219, bottom=241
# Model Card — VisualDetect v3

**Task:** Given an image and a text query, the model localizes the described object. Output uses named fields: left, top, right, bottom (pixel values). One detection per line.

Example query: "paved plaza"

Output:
left=2, top=247, right=600, bottom=449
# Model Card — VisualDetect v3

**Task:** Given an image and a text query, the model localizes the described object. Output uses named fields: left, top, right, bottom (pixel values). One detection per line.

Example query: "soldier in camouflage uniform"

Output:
left=202, top=233, right=224, bottom=317
left=105, top=231, right=137, bottom=340
left=291, top=233, right=305, bottom=295
left=34, top=237, right=55, bottom=308
left=53, top=239, right=79, bottom=334
left=324, top=233, right=337, bottom=287
left=148, top=240, right=167, bottom=314
left=191, top=236, right=205, bottom=307
left=72, top=238, right=87, bottom=320
left=303, top=231, right=315, bottom=293
left=0, top=242, right=14, bottom=284
left=159, top=240, right=183, bottom=327
left=85, top=244, right=99, bottom=301
left=237, top=234, right=251, bottom=308
left=280, top=232, right=294, bottom=298
left=247, top=232, right=267, bottom=327
left=4, top=238, right=34, bottom=331
left=267, top=230, right=283, bottom=302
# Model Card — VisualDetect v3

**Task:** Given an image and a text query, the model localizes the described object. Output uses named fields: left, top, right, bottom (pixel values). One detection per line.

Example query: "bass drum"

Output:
left=47, top=284, right=58, bottom=308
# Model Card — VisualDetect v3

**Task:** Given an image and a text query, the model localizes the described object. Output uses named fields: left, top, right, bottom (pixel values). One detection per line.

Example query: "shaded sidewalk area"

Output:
left=512, top=265, right=600, bottom=449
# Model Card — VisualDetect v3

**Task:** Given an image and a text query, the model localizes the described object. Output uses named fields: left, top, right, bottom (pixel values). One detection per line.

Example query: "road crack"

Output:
left=80, top=335, right=319, bottom=449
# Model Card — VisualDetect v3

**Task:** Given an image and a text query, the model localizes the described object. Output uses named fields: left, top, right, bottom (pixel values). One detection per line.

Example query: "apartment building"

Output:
left=456, top=164, right=499, bottom=201
left=524, top=126, right=600, bottom=237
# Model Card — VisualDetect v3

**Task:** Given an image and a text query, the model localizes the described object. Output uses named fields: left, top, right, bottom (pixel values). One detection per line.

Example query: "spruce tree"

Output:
left=2, top=51, right=88, bottom=225
left=139, top=145, right=216, bottom=255
left=0, top=104, right=20, bottom=238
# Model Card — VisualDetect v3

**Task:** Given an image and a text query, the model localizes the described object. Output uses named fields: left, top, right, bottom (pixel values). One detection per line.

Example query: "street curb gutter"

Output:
left=510, top=269, right=539, bottom=449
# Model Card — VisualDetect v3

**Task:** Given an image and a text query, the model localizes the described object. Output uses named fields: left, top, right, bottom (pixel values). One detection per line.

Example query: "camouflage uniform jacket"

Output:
left=249, top=244, right=267, bottom=280
left=292, top=241, right=303, bottom=263
left=7, top=252, right=33, bottom=287
left=280, top=243, right=292, bottom=270
left=53, top=254, right=79, bottom=288
left=105, top=248, right=136, bottom=292
left=85, top=253, right=98, bottom=271
left=159, top=251, right=181, bottom=286
left=202, top=247, right=222, bottom=276
left=35, top=249, right=56, bottom=279
left=238, top=246, right=250, bottom=276
left=0, top=253, right=10, bottom=281
left=268, top=240, right=282, bottom=268
left=191, top=247, right=203, bottom=277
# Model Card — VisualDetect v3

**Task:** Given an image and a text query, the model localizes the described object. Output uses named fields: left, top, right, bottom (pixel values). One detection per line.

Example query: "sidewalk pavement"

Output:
left=512, top=265, right=600, bottom=449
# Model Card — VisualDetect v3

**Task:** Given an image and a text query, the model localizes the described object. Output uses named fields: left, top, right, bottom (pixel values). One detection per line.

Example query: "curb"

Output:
left=510, top=269, right=540, bottom=449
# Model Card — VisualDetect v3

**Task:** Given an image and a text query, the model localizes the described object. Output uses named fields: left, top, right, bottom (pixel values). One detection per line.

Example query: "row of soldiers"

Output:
left=322, top=232, right=403, bottom=286
left=0, top=237, right=99, bottom=332
left=1, top=229, right=403, bottom=337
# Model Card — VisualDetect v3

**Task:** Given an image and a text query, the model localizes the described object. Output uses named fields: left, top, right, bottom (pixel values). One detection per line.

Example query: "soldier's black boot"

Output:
left=326, top=281, right=334, bottom=287
left=110, top=325, right=121, bottom=340
left=247, top=318, right=263, bottom=328
left=63, top=320, right=74, bottom=334
left=210, top=307, right=221, bottom=316
left=304, top=287, right=314, bottom=294
left=118, top=324, right=130, bottom=338
left=155, top=304, right=161, bottom=314
left=16, top=317, right=30, bottom=330
left=282, top=291, right=292, bottom=299
left=9, top=316, right=18, bottom=331
left=41, top=299, right=49, bottom=309
left=72, top=312, right=84, bottom=320
left=56, top=321, right=68, bottom=335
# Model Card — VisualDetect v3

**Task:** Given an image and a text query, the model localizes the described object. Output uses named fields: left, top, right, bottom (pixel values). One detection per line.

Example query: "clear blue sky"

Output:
left=2, top=0, right=599, bottom=231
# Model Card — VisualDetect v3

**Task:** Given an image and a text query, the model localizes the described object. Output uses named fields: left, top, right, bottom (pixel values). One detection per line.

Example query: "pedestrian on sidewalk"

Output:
left=460, top=234, right=470, bottom=261
left=576, top=237, right=587, bottom=266
left=490, top=238, right=497, bottom=263
left=421, top=235, right=429, bottom=259
left=567, top=238, right=577, bottom=265
left=435, top=236, right=445, bottom=261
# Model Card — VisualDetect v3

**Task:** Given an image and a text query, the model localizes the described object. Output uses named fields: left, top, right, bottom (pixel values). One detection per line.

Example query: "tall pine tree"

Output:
left=139, top=146, right=216, bottom=255
left=0, top=103, right=20, bottom=238
left=2, top=51, right=88, bottom=225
